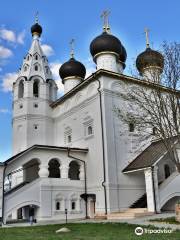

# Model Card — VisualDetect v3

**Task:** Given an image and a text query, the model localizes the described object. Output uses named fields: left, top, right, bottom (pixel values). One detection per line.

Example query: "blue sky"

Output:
left=0, top=0, right=180, bottom=161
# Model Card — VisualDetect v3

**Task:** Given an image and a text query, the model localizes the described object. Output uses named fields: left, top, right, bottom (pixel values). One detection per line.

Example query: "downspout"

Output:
left=67, top=148, right=88, bottom=219
left=94, top=74, right=107, bottom=215
left=2, top=163, right=7, bottom=225
left=151, top=166, right=157, bottom=213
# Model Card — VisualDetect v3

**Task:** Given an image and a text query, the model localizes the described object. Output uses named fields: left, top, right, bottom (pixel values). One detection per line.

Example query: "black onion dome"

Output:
left=136, top=47, right=164, bottom=74
left=119, top=45, right=127, bottom=63
left=90, top=32, right=126, bottom=63
left=59, top=58, right=86, bottom=82
left=31, top=23, right=42, bottom=36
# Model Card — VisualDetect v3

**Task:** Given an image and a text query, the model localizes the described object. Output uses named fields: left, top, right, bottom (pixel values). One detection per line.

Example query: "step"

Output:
left=107, top=210, right=154, bottom=220
left=94, top=215, right=107, bottom=220
left=126, top=208, right=148, bottom=213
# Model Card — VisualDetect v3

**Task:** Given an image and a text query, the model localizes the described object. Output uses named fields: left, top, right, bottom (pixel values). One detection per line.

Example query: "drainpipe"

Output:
left=67, top=148, right=88, bottom=219
left=1, top=163, right=7, bottom=225
left=151, top=166, right=157, bottom=213
left=94, top=73, right=107, bottom=215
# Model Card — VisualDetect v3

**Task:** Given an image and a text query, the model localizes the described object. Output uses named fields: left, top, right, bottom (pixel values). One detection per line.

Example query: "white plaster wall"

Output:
left=0, top=166, right=4, bottom=217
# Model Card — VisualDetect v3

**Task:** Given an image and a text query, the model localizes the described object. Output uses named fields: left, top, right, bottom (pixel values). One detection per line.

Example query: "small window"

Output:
left=129, top=123, right=135, bottom=132
left=56, top=201, right=60, bottom=210
left=67, top=135, right=72, bottom=143
left=24, top=66, right=27, bottom=72
left=46, top=67, right=49, bottom=74
left=34, top=103, right=38, bottom=108
left=19, top=104, right=23, bottom=109
left=35, top=55, right=38, bottom=60
left=34, top=124, right=38, bottom=130
left=88, top=126, right=93, bottom=135
left=35, top=65, right=38, bottom=71
left=71, top=201, right=76, bottom=210
left=27, top=55, right=30, bottom=61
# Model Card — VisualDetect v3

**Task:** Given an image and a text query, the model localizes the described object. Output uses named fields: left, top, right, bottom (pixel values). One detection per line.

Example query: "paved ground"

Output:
left=2, top=213, right=180, bottom=230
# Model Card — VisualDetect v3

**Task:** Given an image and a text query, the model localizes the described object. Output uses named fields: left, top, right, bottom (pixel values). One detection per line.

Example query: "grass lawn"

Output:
left=150, top=217, right=180, bottom=225
left=0, top=223, right=179, bottom=240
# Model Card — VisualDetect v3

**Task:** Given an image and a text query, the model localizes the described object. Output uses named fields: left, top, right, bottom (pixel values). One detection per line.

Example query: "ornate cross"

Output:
left=35, top=11, right=39, bottom=23
left=144, top=27, right=150, bottom=48
left=101, top=10, right=110, bottom=32
left=70, top=39, right=75, bottom=58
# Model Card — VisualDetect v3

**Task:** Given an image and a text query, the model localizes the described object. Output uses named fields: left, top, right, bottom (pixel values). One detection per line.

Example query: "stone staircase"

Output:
left=107, top=208, right=154, bottom=220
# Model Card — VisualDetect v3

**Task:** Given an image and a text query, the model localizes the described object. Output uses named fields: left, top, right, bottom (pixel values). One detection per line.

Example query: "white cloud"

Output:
left=0, top=27, right=25, bottom=45
left=50, top=61, right=64, bottom=94
left=0, top=45, right=13, bottom=58
left=1, top=72, right=18, bottom=92
left=84, top=57, right=96, bottom=77
left=0, top=108, right=10, bottom=114
left=0, top=28, right=16, bottom=42
left=17, top=30, right=25, bottom=44
left=41, top=44, right=54, bottom=57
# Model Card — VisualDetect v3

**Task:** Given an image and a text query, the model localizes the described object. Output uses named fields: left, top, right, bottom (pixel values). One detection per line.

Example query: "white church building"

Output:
left=0, top=15, right=180, bottom=223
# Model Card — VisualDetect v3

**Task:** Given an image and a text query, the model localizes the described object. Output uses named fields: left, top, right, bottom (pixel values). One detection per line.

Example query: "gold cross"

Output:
left=101, top=10, right=110, bottom=33
left=35, top=11, right=39, bottom=23
left=70, top=39, right=75, bottom=58
left=144, top=27, right=150, bottom=48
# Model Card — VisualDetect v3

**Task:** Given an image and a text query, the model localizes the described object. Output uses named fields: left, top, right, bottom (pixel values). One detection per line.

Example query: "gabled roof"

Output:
left=3, top=145, right=88, bottom=165
left=122, top=138, right=177, bottom=173
left=51, top=69, right=180, bottom=108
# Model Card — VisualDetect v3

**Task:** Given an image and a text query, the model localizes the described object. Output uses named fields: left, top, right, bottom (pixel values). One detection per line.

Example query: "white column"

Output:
left=38, top=164, right=49, bottom=178
left=153, top=166, right=160, bottom=213
left=12, top=210, right=18, bottom=219
left=144, top=168, right=155, bottom=212
left=79, top=165, right=85, bottom=180
left=60, top=164, right=69, bottom=179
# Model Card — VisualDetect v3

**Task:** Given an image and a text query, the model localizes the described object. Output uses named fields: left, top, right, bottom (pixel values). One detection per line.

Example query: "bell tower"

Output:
left=12, top=18, right=57, bottom=154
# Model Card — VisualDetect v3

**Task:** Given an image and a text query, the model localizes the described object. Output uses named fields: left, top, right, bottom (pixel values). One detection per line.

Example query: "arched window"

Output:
left=18, top=81, right=24, bottom=98
left=88, top=126, right=93, bottom=135
left=24, top=65, right=28, bottom=72
left=35, top=55, right=38, bottom=60
left=129, top=122, right=135, bottom=132
left=71, top=201, right=76, bottom=210
left=33, top=80, right=39, bottom=97
left=48, top=159, right=60, bottom=178
left=68, top=161, right=80, bottom=180
left=164, top=164, right=171, bottom=179
left=34, top=65, right=38, bottom=71
left=56, top=201, right=60, bottom=210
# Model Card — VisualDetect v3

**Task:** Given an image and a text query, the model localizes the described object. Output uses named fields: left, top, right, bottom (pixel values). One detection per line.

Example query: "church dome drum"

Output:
left=59, top=57, right=86, bottom=82
left=136, top=47, right=164, bottom=74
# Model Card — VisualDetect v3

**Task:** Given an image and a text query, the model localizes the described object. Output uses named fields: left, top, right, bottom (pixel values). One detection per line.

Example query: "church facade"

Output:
left=0, top=16, right=180, bottom=223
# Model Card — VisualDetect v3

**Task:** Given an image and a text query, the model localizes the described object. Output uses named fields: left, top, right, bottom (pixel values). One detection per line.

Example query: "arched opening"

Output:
left=164, top=164, right=171, bottom=179
left=88, top=126, right=93, bottom=135
left=68, top=161, right=80, bottom=180
left=23, top=159, right=40, bottom=183
left=56, top=201, right=60, bottom=210
left=18, top=80, right=24, bottom=98
left=48, top=159, right=60, bottom=178
left=34, top=65, right=38, bottom=71
left=33, top=80, right=39, bottom=97
left=161, top=196, right=180, bottom=212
